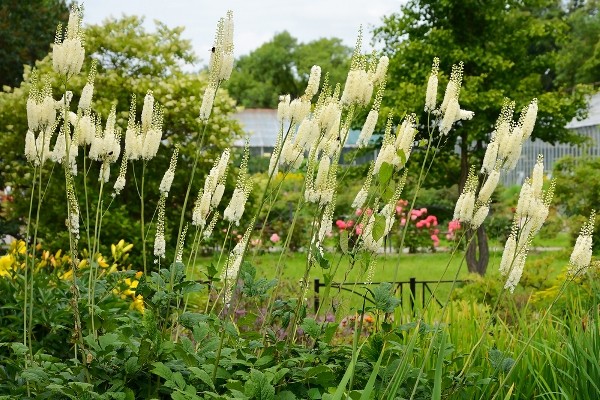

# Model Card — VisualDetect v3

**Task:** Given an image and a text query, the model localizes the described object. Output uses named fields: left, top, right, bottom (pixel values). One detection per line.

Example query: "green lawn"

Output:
left=188, top=244, right=571, bottom=313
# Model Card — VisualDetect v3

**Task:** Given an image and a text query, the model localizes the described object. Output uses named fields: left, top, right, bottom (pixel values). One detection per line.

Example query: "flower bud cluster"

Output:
left=53, top=5, right=85, bottom=77
left=154, top=195, right=167, bottom=259
left=192, top=148, right=231, bottom=228
left=437, top=62, right=473, bottom=135
left=159, top=145, right=180, bottom=196
left=224, top=145, right=253, bottom=226
left=124, top=92, right=164, bottom=161
left=499, top=156, right=554, bottom=292
left=357, top=81, right=386, bottom=148
left=26, top=74, right=57, bottom=133
left=373, top=114, right=416, bottom=174
left=482, top=98, right=538, bottom=173
left=305, top=153, right=338, bottom=206
left=424, top=57, right=439, bottom=112
left=569, top=211, right=596, bottom=275
left=221, top=218, right=254, bottom=304
left=89, top=105, right=121, bottom=165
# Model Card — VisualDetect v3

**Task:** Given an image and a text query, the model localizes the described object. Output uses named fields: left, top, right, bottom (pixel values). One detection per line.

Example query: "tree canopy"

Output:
left=374, top=0, right=590, bottom=274
left=556, top=0, right=600, bottom=87
left=0, top=0, right=69, bottom=88
left=225, top=31, right=352, bottom=108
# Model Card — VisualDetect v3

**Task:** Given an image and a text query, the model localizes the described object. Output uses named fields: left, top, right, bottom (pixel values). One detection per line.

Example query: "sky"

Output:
left=84, top=0, right=405, bottom=68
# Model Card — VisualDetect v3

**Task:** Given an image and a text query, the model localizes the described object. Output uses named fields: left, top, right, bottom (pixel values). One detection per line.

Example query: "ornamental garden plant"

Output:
left=0, top=4, right=598, bottom=399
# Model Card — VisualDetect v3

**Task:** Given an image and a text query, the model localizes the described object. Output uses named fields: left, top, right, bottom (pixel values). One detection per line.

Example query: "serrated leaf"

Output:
left=189, top=366, right=215, bottom=390
left=382, top=182, right=395, bottom=202
left=300, top=318, right=320, bottom=339
left=372, top=215, right=387, bottom=242
left=378, top=162, right=393, bottom=186
left=124, top=357, right=139, bottom=374
left=10, top=342, right=28, bottom=356
left=98, top=333, right=122, bottom=351
left=151, top=362, right=173, bottom=380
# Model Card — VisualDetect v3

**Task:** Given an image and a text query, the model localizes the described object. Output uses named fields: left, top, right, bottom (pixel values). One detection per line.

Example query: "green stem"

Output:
left=23, top=165, right=38, bottom=353
left=141, top=162, right=147, bottom=275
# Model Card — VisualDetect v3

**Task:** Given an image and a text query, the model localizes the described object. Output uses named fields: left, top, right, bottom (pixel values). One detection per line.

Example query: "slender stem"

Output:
left=23, top=166, right=38, bottom=352
left=141, top=162, right=147, bottom=275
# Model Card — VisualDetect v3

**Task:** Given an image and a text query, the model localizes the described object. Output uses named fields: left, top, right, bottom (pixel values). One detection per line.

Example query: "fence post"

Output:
left=409, top=277, right=416, bottom=313
left=314, top=278, right=320, bottom=313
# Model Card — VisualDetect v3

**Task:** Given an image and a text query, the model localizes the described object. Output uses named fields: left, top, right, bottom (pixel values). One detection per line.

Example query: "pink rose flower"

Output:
left=270, top=233, right=281, bottom=243
left=335, top=220, right=348, bottom=230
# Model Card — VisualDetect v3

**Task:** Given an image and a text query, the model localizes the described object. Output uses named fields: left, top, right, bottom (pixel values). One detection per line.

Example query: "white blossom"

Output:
left=357, top=110, right=378, bottom=147
left=478, top=170, right=500, bottom=204
left=471, top=205, right=489, bottom=230
left=352, top=188, right=368, bottom=209
left=79, top=82, right=94, bottom=111
left=425, top=58, right=440, bottom=112
left=569, top=211, right=595, bottom=274
left=520, top=98, right=538, bottom=141
left=199, top=86, right=216, bottom=121
left=305, top=65, right=321, bottom=98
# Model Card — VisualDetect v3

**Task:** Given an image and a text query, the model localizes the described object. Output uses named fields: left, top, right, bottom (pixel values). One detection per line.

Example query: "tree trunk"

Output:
left=465, top=226, right=489, bottom=275
left=459, top=129, right=490, bottom=276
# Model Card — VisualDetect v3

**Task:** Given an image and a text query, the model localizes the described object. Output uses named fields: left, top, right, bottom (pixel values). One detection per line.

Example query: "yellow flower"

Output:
left=97, top=255, right=109, bottom=268
left=60, top=269, right=74, bottom=280
left=0, top=254, right=16, bottom=277
left=131, top=294, right=145, bottom=313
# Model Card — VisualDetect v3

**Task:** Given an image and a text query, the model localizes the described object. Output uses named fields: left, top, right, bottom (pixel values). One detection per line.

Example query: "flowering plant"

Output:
left=394, top=200, right=441, bottom=252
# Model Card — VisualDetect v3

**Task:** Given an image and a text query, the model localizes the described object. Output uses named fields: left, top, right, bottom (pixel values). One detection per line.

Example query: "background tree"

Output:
left=374, top=0, right=589, bottom=275
left=0, top=16, right=243, bottom=264
left=553, top=156, right=600, bottom=253
left=226, top=31, right=352, bottom=108
left=0, top=0, right=69, bottom=88
left=556, top=0, right=600, bottom=87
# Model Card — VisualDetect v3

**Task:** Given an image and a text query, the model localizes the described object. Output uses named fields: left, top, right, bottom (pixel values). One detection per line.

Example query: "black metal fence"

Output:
left=313, top=277, right=467, bottom=313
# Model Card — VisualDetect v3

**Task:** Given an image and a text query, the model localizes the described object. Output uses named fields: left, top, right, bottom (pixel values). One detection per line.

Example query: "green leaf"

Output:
left=372, top=282, right=401, bottom=313
left=151, top=362, right=173, bottom=381
left=307, top=388, right=322, bottom=399
left=179, top=312, right=206, bottom=329
left=124, top=357, right=139, bottom=374
left=98, top=333, right=122, bottom=351
left=255, top=355, right=274, bottom=368
left=189, top=366, right=215, bottom=390
left=372, top=215, right=387, bottom=242
left=313, top=246, right=330, bottom=269
left=432, top=332, right=447, bottom=400
left=244, top=370, right=275, bottom=400
left=300, top=318, right=321, bottom=339
left=381, top=182, right=395, bottom=203
left=275, top=391, right=297, bottom=400
left=396, top=148, right=407, bottom=168
left=206, top=263, right=218, bottom=280
left=339, top=230, right=349, bottom=254
left=378, top=162, right=393, bottom=186
left=330, top=345, right=363, bottom=400
left=359, top=343, right=386, bottom=400
left=10, top=342, right=28, bottom=356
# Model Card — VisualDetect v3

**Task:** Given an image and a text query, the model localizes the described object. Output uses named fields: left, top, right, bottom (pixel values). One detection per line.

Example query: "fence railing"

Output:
left=313, top=277, right=467, bottom=313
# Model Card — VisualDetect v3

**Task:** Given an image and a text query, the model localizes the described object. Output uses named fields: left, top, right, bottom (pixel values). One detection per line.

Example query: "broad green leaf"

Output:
left=372, top=215, right=387, bottom=242
left=151, top=362, right=173, bottom=381
left=189, top=366, right=215, bottom=390
left=378, top=162, right=393, bottom=186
